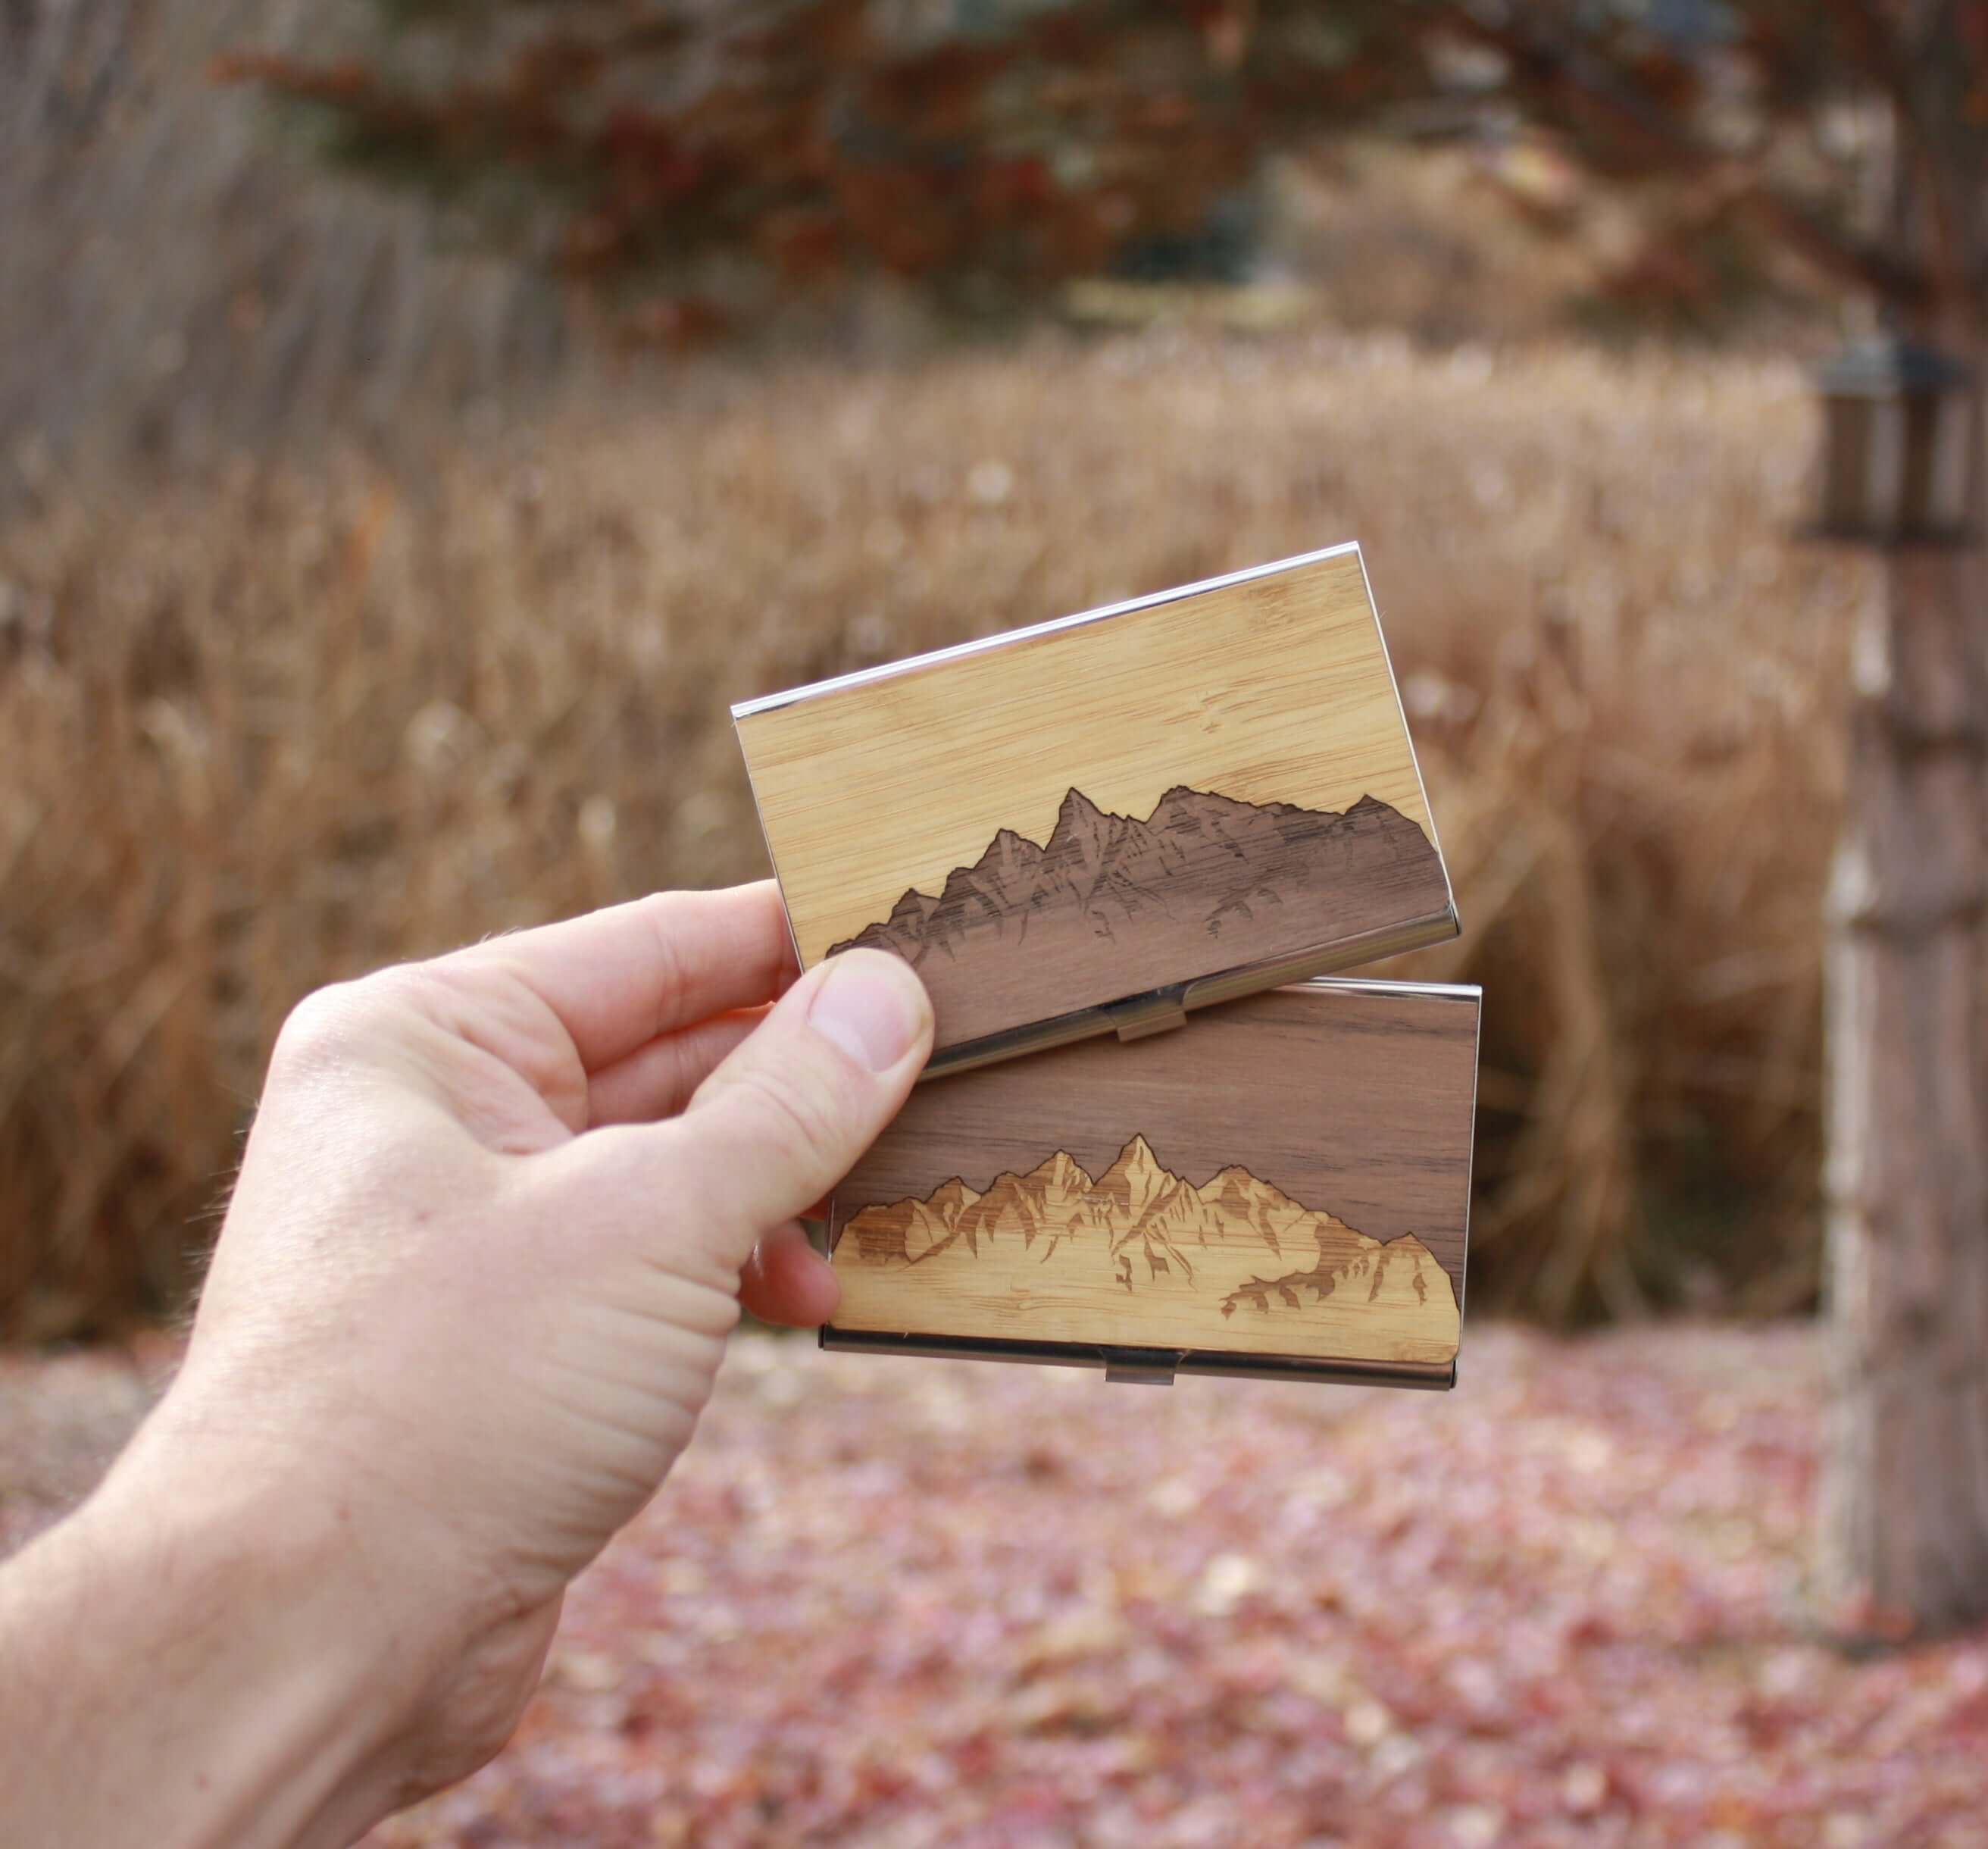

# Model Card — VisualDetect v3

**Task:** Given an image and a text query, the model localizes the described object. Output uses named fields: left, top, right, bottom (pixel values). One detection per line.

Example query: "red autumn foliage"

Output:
left=6, top=1325, right=1984, bottom=1844
left=213, top=1, right=1967, bottom=327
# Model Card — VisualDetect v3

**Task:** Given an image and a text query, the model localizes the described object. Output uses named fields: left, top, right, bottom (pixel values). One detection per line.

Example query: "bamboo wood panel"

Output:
left=735, top=546, right=1455, bottom=1061
left=826, top=981, right=1480, bottom=1370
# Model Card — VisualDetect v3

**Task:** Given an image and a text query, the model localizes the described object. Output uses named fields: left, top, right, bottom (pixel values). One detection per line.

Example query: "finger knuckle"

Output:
left=633, top=893, right=692, bottom=1037
left=271, top=982, right=364, bottom=1066
left=270, top=967, right=417, bottom=1072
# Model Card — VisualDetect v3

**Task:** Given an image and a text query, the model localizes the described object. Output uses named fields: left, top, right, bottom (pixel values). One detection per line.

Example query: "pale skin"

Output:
left=0, top=883, right=935, bottom=1849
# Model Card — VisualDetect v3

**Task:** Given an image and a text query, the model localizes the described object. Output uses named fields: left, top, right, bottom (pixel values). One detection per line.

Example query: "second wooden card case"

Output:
left=734, top=545, right=1457, bottom=1075
left=820, top=977, right=1480, bottom=1389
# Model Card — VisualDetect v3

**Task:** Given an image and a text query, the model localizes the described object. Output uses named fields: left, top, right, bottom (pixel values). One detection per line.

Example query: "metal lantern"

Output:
left=1816, top=336, right=1975, bottom=544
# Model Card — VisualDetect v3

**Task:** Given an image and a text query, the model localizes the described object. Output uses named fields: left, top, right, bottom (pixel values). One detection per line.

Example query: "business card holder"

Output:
left=817, top=976, right=1480, bottom=1389
left=733, top=544, right=1458, bottom=1077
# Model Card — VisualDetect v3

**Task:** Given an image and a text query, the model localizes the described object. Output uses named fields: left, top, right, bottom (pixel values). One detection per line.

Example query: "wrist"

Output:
left=0, top=1400, right=445, bottom=1849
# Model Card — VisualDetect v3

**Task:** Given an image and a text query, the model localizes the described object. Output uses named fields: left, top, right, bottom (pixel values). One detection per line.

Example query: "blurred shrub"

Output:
left=0, top=330, right=1860, bottom=1339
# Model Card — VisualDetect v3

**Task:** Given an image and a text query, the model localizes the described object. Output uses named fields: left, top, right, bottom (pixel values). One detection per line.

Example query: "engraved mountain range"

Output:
left=827, top=786, right=1450, bottom=1047
left=833, top=1135, right=1461, bottom=1364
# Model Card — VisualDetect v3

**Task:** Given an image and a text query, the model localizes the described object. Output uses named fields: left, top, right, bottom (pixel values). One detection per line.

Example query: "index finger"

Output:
left=452, top=882, right=799, bottom=1072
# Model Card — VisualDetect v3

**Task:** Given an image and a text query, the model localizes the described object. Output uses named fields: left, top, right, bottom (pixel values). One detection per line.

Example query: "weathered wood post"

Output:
left=1813, top=330, right=1988, bottom=1636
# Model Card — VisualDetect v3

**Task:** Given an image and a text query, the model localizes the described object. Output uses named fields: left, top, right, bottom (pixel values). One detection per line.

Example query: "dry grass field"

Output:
left=0, top=329, right=1865, bottom=1340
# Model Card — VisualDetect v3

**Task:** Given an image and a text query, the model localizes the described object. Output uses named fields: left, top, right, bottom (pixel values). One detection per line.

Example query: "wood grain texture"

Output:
left=824, top=784, right=1451, bottom=1051
left=736, top=550, right=1447, bottom=1015
left=827, top=981, right=1480, bottom=1368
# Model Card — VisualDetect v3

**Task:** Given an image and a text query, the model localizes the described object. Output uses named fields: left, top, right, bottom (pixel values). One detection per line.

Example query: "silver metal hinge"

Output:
left=1103, top=1347, right=1181, bottom=1386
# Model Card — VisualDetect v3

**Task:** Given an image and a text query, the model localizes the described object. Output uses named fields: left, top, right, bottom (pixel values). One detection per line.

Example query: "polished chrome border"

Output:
left=817, top=1326, right=1458, bottom=1391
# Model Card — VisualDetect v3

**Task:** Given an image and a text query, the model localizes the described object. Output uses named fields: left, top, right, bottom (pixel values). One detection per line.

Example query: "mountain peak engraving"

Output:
left=827, top=786, right=1449, bottom=1047
left=833, top=1137, right=1460, bottom=1365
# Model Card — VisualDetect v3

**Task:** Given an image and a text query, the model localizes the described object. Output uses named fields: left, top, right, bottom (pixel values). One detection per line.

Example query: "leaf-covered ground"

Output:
left=5, top=1325, right=1986, bottom=1847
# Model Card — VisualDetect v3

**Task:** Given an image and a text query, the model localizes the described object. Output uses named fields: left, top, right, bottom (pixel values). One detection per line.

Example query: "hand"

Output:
left=0, top=884, right=933, bottom=1849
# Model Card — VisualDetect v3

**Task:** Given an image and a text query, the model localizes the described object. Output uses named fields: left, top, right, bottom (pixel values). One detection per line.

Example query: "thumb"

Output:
left=670, top=947, right=933, bottom=1262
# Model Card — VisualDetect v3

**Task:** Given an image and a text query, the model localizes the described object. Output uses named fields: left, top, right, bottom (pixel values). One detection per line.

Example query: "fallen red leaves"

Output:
left=5, top=1325, right=1985, bottom=1847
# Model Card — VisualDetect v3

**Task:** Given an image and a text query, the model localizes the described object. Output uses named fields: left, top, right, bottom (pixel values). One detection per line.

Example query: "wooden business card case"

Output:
left=733, top=545, right=1458, bottom=1077
left=818, top=976, right=1480, bottom=1390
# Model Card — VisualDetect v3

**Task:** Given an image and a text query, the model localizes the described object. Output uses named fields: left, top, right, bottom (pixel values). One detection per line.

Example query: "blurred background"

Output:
left=5, top=3, right=1986, bottom=1845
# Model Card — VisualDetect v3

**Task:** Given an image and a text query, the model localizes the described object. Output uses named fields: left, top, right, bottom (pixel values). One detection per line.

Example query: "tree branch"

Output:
left=1436, top=3, right=1930, bottom=308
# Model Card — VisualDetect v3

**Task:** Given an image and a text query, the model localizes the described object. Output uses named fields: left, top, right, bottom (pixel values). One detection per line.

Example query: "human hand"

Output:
left=0, top=884, right=931, bottom=1849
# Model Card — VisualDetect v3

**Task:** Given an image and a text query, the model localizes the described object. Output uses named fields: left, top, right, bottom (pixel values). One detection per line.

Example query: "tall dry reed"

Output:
left=0, top=330, right=1865, bottom=1338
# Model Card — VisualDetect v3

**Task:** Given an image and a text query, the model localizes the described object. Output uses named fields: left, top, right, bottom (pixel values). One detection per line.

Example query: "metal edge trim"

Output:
left=1453, top=987, right=1484, bottom=1347
left=816, top=1325, right=1457, bottom=1390
left=729, top=540, right=1364, bottom=719
left=1289, top=972, right=1482, bottom=1003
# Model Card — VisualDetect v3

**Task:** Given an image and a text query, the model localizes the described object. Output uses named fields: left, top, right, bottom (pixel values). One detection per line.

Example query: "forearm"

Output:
left=0, top=892, right=924, bottom=1842
left=0, top=1422, right=419, bottom=1849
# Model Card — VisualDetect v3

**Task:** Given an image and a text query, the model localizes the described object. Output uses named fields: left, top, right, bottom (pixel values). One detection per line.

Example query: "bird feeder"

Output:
left=1816, top=336, right=1975, bottom=544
